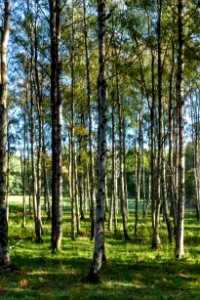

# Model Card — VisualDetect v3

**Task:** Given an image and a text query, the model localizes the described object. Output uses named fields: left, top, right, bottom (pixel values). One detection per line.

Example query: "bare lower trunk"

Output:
left=168, top=42, right=176, bottom=222
left=191, top=96, right=200, bottom=221
left=162, top=141, right=173, bottom=243
left=116, top=67, right=130, bottom=241
left=6, top=127, right=10, bottom=222
left=152, top=0, right=162, bottom=249
left=148, top=11, right=156, bottom=244
left=70, top=4, right=76, bottom=240
left=83, top=0, right=95, bottom=240
left=34, top=0, right=44, bottom=242
left=142, top=158, right=147, bottom=218
left=105, top=174, right=109, bottom=214
left=79, top=173, right=85, bottom=220
left=30, top=79, right=42, bottom=243
left=88, top=0, right=106, bottom=283
left=43, top=149, right=51, bottom=220
left=0, top=0, right=11, bottom=266
left=175, top=0, right=185, bottom=259
left=22, top=119, right=26, bottom=228
left=108, top=91, right=117, bottom=232
left=135, top=110, right=142, bottom=238
left=74, top=149, right=80, bottom=234
left=123, top=116, right=128, bottom=217
left=50, top=0, right=62, bottom=252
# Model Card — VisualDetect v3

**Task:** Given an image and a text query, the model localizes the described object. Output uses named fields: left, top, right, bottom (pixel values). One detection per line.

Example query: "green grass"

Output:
left=1, top=197, right=200, bottom=299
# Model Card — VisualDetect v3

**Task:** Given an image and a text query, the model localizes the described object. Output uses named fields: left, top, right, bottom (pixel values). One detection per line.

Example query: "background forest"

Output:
left=0, top=0, right=200, bottom=298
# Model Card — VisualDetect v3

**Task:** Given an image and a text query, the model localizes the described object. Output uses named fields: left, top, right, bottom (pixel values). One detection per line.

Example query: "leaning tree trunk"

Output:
left=0, top=0, right=11, bottom=266
left=87, top=0, right=106, bottom=283
left=175, top=0, right=185, bottom=259
left=50, top=0, right=62, bottom=252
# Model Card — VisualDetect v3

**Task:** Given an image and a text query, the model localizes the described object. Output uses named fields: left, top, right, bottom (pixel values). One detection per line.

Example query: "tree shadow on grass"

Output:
left=1, top=251, right=200, bottom=300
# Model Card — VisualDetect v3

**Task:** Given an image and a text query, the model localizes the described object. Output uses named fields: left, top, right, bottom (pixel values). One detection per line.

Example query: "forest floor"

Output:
left=1, top=196, right=200, bottom=299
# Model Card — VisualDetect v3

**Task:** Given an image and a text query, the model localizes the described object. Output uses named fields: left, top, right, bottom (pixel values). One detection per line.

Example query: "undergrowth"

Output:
left=1, top=197, right=200, bottom=299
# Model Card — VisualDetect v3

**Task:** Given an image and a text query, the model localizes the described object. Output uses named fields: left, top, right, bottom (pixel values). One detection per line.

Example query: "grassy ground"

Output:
left=1, top=196, right=200, bottom=299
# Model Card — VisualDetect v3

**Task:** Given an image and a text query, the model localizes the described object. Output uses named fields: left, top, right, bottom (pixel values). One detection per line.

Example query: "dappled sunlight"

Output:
left=2, top=200, right=200, bottom=299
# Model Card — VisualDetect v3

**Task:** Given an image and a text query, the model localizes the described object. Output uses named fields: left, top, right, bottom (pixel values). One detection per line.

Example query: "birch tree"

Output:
left=175, top=0, right=185, bottom=259
left=0, top=0, right=10, bottom=266
left=88, top=0, right=107, bottom=283
left=50, top=0, right=63, bottom=252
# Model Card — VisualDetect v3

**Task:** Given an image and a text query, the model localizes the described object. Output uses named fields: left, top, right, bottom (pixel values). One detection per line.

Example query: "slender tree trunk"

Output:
left=83, top=170, right=88, bottom=212
left=34, top=0, right=44, bottom=242
left=191, top=96, right=200, bottom=220
left=6, top=124, right=10, bottom=222
left=0, top=0, right=11, bottom=266
left=122, top=115, right=128, bottom=216
left=174, top=107, right=179, bottom=234
left=108, top=91, right=117, bottom=232
left=142, top=157, right=147, bottom=218
left=88, top=0, right=106, bottom=282
left=27, top=144, right=32, bottom=220
left=86, top=166, right=90, bottom=210
left=148, top=11, right=156, bottom=246
left=118, top=100, right=130, bottom=240
left=162, top=128, right=173, bottom=243
left=74, top=146, right=80, bottom=234
left=135, top=110, right=142, bottom=237
left=27, top=8, right=43, bottom=242
left=105, top=174, right=109, bottom=214
left=30, top=67, right=41, bottom=242
left=68, top=133, right=72, bottom=200
left=70, top=139, right=76, bottom=240
left=168, top=42, right=176, bottom=224
left=43, top=146, right=51, bottom=220
left=22, top=112, right=27, bottom=228
left=50, top=0, right=62, bottom=252
left=152, top=0, right=162, bottom=249
left=115, top=63, right=130, bottom=241
left=79, top=172, right=85, bottom=220
left=83, top=0, right=95, bottom=240
left=70, top=3, right=76, bottom=240
left=25, top=93, right=32, bottom=220
left=175, top=0, right=185, bottom=259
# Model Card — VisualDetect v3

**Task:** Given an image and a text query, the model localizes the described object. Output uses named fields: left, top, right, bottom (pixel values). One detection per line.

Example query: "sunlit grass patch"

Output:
left=0, top=198, right=200, bottom=299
